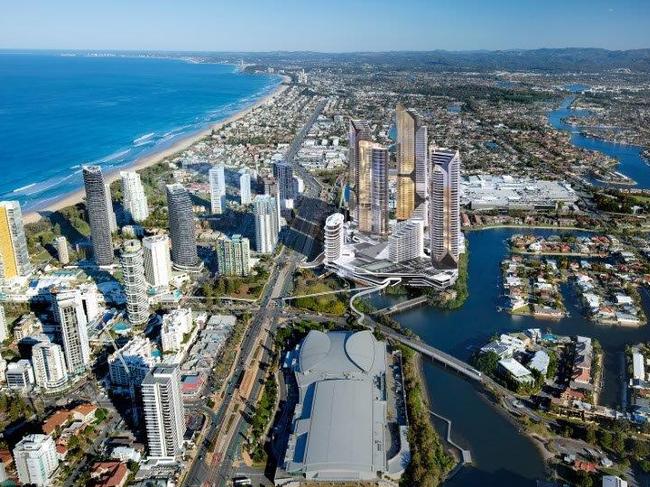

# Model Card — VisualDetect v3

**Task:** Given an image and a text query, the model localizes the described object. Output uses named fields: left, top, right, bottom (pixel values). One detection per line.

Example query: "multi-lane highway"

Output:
left=182, top=97, right=330, bottom=487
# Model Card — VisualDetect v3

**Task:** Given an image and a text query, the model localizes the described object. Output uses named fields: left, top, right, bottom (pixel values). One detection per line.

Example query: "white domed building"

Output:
left=281, top=329, right=392, bottom=481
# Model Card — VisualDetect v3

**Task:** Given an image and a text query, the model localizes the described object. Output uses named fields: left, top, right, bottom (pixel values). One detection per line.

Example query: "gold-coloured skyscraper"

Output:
left=357, top=141, right=388, bottom=234
left=396, top=103, right=428, bottom=221
left=0, top=201, right=32, bottom=280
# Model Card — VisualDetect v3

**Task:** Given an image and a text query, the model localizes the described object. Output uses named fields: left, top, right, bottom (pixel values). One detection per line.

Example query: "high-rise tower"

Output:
left=52, top=290, right=91, bottom=375
left=166, top=184, right=199, bottom=270
left=348, top=119, right=371, bottom=219
left=429, top=148, right=461, bottom=269
left=142, top=365, right=185, bottom=463
left=121, top=171, right=150, bottom=222
left=120, top=240, right=149, bottom=325
left=324, top=213, right=345, bottom=264
left=396, top=104, right=427, bottom=221
left=32, top=340, right=68, bottom=390
left=254, top=194, right=280, bottom=254
left=82, top=166, right=114, bottom=265
left=0, top=201, right=32, bottom=279
left=273, top=162, right=295, bottom=208
left=239, top=171, right=252, bottom=205
left=209, top=164, right=226, bottom=214
left=357, top=141, right=388, bottom=235
left=142, top=235, right=172, bottom=290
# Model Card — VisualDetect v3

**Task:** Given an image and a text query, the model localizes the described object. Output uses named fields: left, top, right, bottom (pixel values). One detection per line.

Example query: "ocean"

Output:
left=0, top=52, right=279, bottom=211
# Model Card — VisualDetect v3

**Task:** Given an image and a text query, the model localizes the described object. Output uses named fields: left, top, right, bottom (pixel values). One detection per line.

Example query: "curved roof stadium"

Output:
left=283, top=330, right=388, bottom=481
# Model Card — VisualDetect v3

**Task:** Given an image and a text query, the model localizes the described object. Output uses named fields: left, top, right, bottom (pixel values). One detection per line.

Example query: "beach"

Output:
left=23, top=75, right=290, bottom=225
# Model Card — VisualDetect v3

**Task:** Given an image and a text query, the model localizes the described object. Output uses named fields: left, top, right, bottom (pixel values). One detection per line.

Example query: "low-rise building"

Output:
left=498, top=357, right=534, bottom=384
left=109, top=336, right=158, bottom=389
left=160, top=308, right=193, bottom=353
left=281, top=330, right=392, bottom=481
left=6, top=359, right=34, bottom=390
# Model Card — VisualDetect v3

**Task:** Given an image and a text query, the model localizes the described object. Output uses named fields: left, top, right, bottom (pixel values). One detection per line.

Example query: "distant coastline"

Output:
left=23, top=74, right=290, bottom=225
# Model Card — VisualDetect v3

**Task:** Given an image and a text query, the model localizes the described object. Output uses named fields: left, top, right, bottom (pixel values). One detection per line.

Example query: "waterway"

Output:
left=548, top=89, right=650, bottom=189
left=376, top=228, right=650, bottom=486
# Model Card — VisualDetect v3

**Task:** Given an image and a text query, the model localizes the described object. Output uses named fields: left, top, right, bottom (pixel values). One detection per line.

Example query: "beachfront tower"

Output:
left=357, top=141, right=388, bottom=235
left=0, top=201, right=32, bottom=280
left=52, top=290, right=91, bottom=375
left=254, top=194, right=280, bottom=254
left=396, top=104, right=427, bottom=221
left=209, top=164, right=226, bottom=214
left=120, top=240, right=149, bottom=326
left=142, top=235, right=172, bottom=291
left=121, top=171, right=150, bottom=223
left=239, top=171, right=252, bottom=205
left=142, top=364, right=185, bottom=463
left=429, top=148, right=461, bottom=269
left=166, top=183, right=199, bottom=271
left=82, top=166, right=114, bottom=265
left=348, top=120, right=371, bottom=220
left=105, top=184, right=118, bottom=232
left=324, top=213, right=345, bottom=264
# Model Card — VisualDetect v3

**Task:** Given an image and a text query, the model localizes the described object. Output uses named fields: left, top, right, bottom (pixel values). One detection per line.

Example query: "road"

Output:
left=183, top=97, right=329, bottom=487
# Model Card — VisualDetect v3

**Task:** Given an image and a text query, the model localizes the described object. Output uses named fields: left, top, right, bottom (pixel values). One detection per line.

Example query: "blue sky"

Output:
left=1, top=0, right=648, bottom=52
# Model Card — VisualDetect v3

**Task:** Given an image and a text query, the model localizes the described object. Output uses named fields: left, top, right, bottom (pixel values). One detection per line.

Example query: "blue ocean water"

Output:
left=0, top=53, right=279, bottom=211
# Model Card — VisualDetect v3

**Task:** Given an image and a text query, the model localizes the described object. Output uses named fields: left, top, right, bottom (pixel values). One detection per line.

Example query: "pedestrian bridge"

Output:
left=385, top=330, right=484, bottom=382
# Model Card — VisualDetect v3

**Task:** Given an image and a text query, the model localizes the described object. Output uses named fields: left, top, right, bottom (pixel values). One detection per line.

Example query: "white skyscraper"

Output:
left=13, top=434, right=59, bottom=487
left=52, top=290, right=91, bottom=375
left=142, top=365, right=185, bottom=463
left=209, top=164, right=226, bottom=214
left=142, top=235, right=172, bottom=290
left=55, top=235, right=69, bottom=265
left=389, top=219, right=425, bottom=263
left=0, top=305, right=7, bottom=342
left=120, top=240, right=149, bottom=326
left=430, top=148, right=461, bottom=269
left=78, top=283, right=101, bottom=324
left=324, top=213, right=345, bottom=264
left=32, top=340, right=68, bottom=390
left=105, top=184, right=118, bottom=233
left=239, top=171, right=252, bottom=205
left=254, top=194, right=280, bottom=254
left=121, top=171, right=150, bottom=222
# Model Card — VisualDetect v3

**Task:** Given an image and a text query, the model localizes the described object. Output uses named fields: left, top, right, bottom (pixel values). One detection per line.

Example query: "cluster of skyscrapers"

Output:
left=344, top=104, right=461, bottom=270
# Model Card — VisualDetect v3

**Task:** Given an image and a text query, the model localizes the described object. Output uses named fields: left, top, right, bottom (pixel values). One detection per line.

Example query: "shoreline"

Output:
left=23, top=74, right=290, bottom=225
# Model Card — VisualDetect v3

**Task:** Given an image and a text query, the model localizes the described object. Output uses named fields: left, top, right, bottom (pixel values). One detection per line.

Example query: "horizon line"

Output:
left=1, top=46, right=650, bottom=55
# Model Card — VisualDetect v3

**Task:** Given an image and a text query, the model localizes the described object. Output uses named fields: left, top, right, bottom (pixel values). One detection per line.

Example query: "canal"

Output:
left=375, top=228, right=650, bottom=486
left=548, top=89, right=650, bottom=189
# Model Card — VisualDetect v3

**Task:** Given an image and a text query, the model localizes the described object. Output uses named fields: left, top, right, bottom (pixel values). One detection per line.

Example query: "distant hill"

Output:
left=207, top=48, right=650, bottom=73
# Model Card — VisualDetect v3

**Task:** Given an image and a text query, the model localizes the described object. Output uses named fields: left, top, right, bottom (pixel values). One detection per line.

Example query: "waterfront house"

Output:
left=498, top=357, right=534, bottom=384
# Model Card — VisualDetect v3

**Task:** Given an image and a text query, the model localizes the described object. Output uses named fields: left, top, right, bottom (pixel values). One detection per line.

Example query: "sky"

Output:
left=1, top=0, right=649, bottom=52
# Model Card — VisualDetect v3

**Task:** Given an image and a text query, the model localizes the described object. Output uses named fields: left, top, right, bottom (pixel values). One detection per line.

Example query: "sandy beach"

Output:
left=23, top=75, right=290, bottom=225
